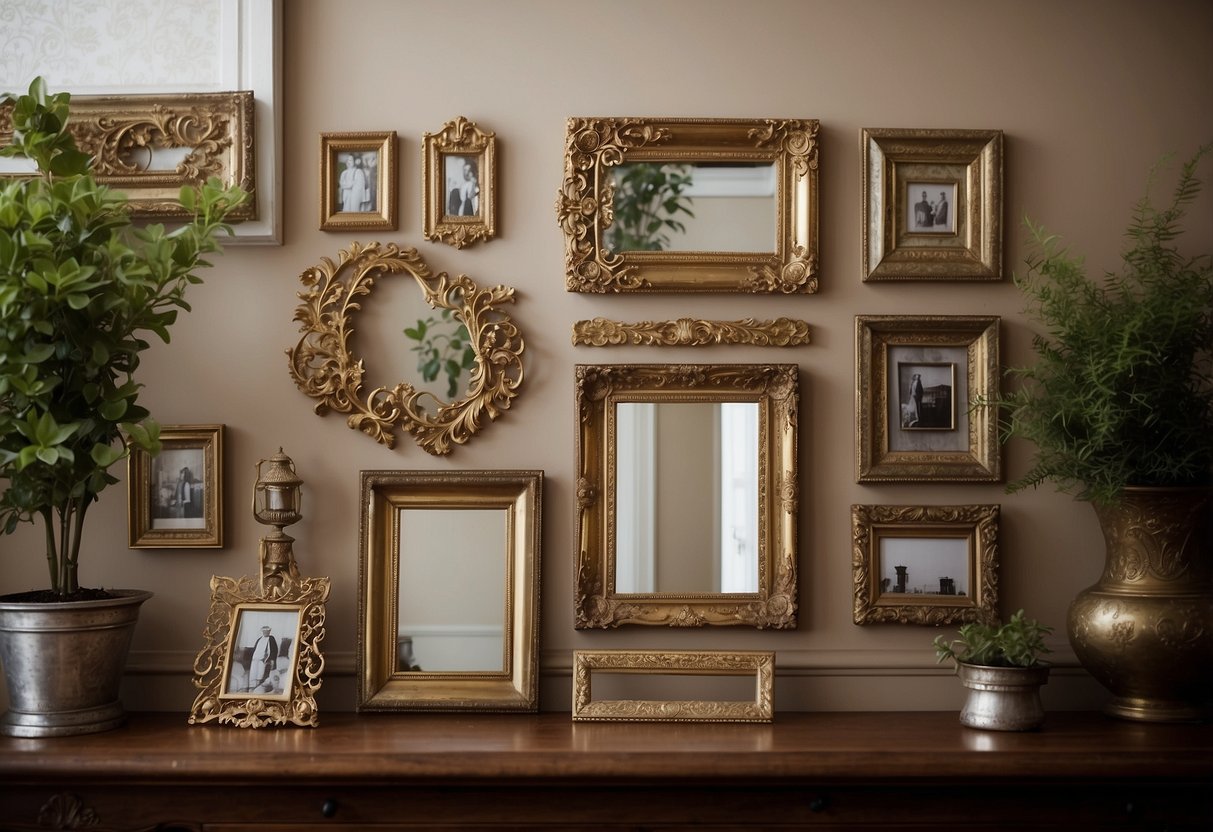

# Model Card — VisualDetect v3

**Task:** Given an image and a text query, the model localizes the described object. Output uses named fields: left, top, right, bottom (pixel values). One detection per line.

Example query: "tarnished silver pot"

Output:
left=957, top=662, right=1050, bottom=731
left=0, top=589, right=153, bottom=737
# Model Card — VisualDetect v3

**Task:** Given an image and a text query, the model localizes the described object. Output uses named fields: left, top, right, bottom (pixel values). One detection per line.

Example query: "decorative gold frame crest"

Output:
left=572, top=317, right=811, bottom=347
left=422, top=116, right=497, bottom=249
left=861, top=128, right=1003, bottom=281
left=851, top=504, right=1000, bottom=626
left=287, top=242, right=525, bottom=454
left=357, top=470, right=542, bottom=712
left=571, top=650, right=774, bottom=723
left=574, top=363, right=799, bottom=628
left=127, top=424, right=223, bottom=549
left=319, top=131, right=397, bottom=230
left=188, top=574, right=330, bottom=729
left=0, top=91, right=255, bottom=220
left=855, top=315, right=1001, bottom=482
left=556, top=117, right=820, bottom=293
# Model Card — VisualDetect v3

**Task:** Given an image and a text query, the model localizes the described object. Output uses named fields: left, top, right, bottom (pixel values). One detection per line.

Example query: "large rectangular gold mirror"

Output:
left=357, top=470, right=541, bottom=711
left=574, top=364, right=799, bottom=628
left=557, top=117, right=820, bottom=293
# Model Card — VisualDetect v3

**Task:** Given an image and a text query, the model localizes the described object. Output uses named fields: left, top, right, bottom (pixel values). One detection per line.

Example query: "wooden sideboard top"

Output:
left=2, top=711, right=1211, bottom=786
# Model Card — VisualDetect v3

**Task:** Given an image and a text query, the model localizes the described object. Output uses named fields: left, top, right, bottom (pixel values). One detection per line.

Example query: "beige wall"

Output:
left=2, top=0, right=1212, bottom=714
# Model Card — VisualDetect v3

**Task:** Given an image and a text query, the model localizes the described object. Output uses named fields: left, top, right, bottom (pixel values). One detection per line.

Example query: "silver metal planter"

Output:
left=957, top=662, right=1050, bottom=731
left=0, top=589, right=153, bottom=737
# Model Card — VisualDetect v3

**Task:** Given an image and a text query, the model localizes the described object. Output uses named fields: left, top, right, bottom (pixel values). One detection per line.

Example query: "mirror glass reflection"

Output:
left=606, top=162, right=776, bottom=254
left=396, top=507, right=506, bottom=672
left=615, top=401, right=759, bottom=594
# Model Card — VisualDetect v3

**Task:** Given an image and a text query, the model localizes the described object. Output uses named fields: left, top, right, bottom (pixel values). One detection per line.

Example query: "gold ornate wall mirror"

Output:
left=357, top=470, right=541, bottom=712
left=287, top=243, right=525, bottom=454
left=557, top=117, right=820, bottom=293
left=574, top=364, right=798, bottom=628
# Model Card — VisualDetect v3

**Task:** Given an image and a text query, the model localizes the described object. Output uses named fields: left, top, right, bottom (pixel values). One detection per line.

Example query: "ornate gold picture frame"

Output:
left=287, top=243, right=525, bottom=454
left=127, top=424, right=223, bottom=549
left=319, top=131, right=397, bottom=230
left=572, top=317, right=811, bottom=348
left=861, top=128, right=1003, bottom=281
left=422, top=116, right=497, bottom=249
left=557, top=117, right=820, bottom=293
left=0, top=91, right=256, bottom=220
left=855, top=315, right=1000, bottom=482
left=571, top=650, right=774, bottom=723
left=574, top=364, right=798, bottom=628
left=357, top=470, right=541, bottom=712
left=851, top=504, right=1000, bottom=626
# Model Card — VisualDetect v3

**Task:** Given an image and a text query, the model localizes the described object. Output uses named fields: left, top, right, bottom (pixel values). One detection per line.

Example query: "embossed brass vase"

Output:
left=957, top=662, right=1050, bottom=731
left=1068, top=487, right=1213, bottom=722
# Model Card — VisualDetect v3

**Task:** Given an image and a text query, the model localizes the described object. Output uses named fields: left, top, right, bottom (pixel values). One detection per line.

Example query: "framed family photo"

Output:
left=851, top=504, right=1000, bottom=626
left=855, top=315, right=1000, bottom=482
left=861, top=128, right=1003, bottom=281
left=127, top=424, right=223, bottom=548
left=422, top=116, right=497, bottom=249
left=319, top=131, right=397, bottom=230
left=221, top=604, right=302, bottom=701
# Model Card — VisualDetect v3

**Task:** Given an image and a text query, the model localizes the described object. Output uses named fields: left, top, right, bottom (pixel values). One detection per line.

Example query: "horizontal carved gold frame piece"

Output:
left=572, top=317, right=810, bottom=347
left=574, top=363, right=798, bottom=628
left=572, top=650, right=774, bottom=722
left=557, top=117, right=820, bottom=293
left=287, top=243, right=525, bottom=454
left=1, top=91, right=255, bottom=220
left=851, top=504, right=1000, bottom=626
left=422, top=116, right=497, bottom=248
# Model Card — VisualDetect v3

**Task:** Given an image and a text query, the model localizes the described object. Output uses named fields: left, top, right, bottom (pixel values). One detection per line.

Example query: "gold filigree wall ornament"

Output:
left=422, top=116, right=497, bottom=248
left=1, top=91, right=255, bottom=220
left=556, top=117, right=820, bottom=293
left=572, top=317, right=811, bottom=347
left=287, top=242, right=525, bottom=454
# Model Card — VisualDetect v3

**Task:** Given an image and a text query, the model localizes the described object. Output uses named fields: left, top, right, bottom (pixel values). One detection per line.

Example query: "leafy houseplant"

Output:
left=933, top=609, right=1053, bottom=670
left=0, top=78, right=247, bottom=600
left=605, top=162, right=695, bottom=252
left=403, top=308, right=475, bottom=400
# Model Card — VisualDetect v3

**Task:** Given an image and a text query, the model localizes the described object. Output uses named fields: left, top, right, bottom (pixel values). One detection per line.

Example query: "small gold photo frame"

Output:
left=861, top=128, right=1003, bottom=281
left=855, top=315, right=1000, bottom=482
left=127, top=424, right=223, bottom=548
left=572, top=650, right=774, bottom=723
left=851, top=504, right=1000, bottom=626
left=319, top=131, right=397, bottom=231
left=422, top=116, right=497, bottom=249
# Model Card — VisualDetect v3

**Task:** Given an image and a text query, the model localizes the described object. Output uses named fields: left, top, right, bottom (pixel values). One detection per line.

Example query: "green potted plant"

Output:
left=994, top=145, right=1212, bottom=722
left=0, top=78, right=247, bottom=736
left=933, top=609, right=1053, bottom=731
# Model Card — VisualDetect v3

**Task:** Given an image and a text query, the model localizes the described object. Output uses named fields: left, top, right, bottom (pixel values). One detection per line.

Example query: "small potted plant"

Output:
left=0, top=78, right=247, bottom=736
left=933, top=609, right=1053, bottom=731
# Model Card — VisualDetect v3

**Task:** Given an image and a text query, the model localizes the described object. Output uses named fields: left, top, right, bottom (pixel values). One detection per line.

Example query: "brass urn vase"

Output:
left=1067, top=487, right=1212, bottom=722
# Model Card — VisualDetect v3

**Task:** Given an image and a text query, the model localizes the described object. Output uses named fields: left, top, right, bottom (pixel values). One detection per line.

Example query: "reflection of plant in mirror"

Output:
left=403, top=309, right=475, bottom=399
left=606, top=163, right=695, bottom=252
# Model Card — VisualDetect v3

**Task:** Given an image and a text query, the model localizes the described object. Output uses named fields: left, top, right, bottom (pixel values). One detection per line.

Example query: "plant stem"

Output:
left=66, top=496, right=88, bottom=594
left=40, top=507, right=58, bottom=594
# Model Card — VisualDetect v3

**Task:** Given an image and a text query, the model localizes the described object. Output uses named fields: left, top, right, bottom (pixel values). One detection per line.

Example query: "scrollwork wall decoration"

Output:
left=571, top=316, right=811, bottom=347
left=287, top=242, right=525, bottom=454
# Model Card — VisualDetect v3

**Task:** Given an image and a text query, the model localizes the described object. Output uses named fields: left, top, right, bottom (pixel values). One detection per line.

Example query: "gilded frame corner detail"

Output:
left=422, top=116, right=497, bottom=249
left=571, top=317, right=811, bottom=347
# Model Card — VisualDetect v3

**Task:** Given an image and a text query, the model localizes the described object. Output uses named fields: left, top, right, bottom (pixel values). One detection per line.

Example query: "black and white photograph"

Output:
left=319, top=131, right=397, bottom=231
left=335, top=150, right=379, bottom=213
left=150, top=446, right=207, bottom=529
left=905, top=181, right=957, bottom=234
left=222, top=606, right=301, bottom=700
left=878, top=535, right=969, bottom=597
left=128, top=424, right=224, bottom=548
left=897, top=362, right=956, bottom=430
left=444, top=153, right=481, bottom=218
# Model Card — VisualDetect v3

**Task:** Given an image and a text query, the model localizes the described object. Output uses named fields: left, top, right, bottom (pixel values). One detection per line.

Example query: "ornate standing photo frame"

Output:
left=127, top=424, right=223, bottom=548
left=855, top=315, right=1000, bottom=482
left=851, top=504, right=1000, bottom=626
left=861, top=128, right=1003, bottom=281
left=571, top=650, right=774, bottom=723
left=422, top=116, right=497, bottom=249
left=319, top=131, right=397, bottom=231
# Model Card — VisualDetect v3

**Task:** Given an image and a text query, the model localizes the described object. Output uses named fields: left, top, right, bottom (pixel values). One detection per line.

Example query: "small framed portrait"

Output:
left=861, top=128, right=1002, bottom=281
left=851, top=504, right=1000, bottom=626
left=221, top=605, right=302, bottom=701
left=127, top=424, right=223, bottom=548
left=856, top=315, right=1000, bottom=482
left=319, top=131, right=397, bottom=231
left=422, top=116, right=497, bottom=248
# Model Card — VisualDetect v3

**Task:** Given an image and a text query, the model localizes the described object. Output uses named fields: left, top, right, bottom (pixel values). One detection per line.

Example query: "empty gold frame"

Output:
left=571, top=650, right=774, bottom=723
left=574, top=364, right=798, bottom=628
left=851, top=504, right=1000, bottom=626
left=1, top=91, right=255, bottom=220
left=357, top=470, right=541, bottom=712
left=557, top=117, right=820, bottom=293
left=287, top=242, right=525, bottom=454
left=422, top=116, right=497, bottom=248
